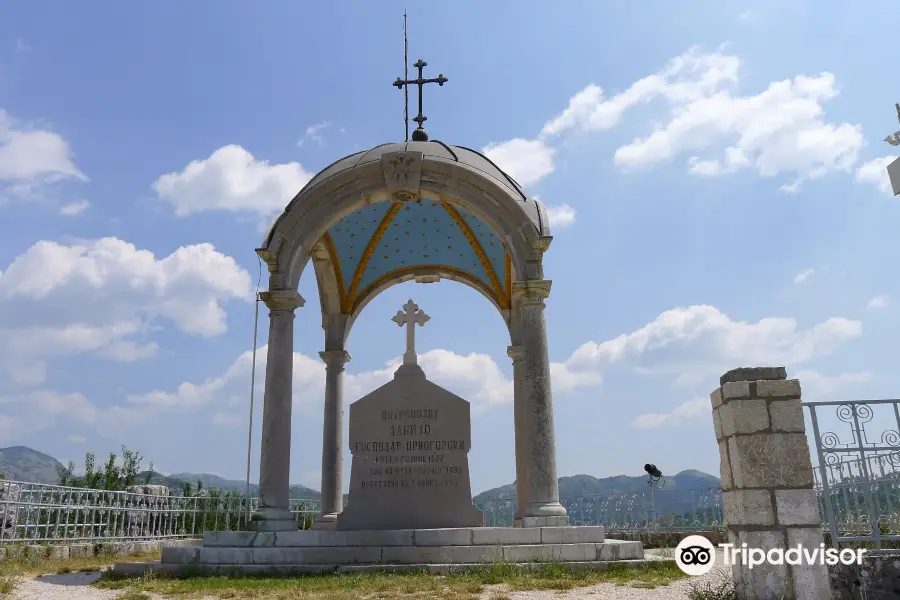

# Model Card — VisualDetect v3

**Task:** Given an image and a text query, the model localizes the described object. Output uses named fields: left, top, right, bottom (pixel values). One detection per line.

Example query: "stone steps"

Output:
left=162, top=539, right=641, bottom=566
left=112, top=557, right=653, bottom=577
left=201, top=526, right=607, bottom=548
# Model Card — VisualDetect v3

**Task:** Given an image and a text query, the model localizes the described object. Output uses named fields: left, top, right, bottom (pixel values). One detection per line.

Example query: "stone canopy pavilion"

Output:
left=116, top=61, right=647, bottom=575
left=253, top=138, right=569, bottom=531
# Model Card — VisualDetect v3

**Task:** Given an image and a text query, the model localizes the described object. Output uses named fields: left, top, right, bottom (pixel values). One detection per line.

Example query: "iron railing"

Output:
left=477, top=487, right=725, bottom=531
left=806, top=399, right=900, bottom=553
left=0, top=479, right=319, bottom=544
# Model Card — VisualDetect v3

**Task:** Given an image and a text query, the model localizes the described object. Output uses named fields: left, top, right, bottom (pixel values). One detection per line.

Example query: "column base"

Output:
left=248, top=507, right=298, bottom=532
left=522, top=501, right=568, bottom=527
left=521, top=515, right=569, bottom=527
left=310, top=513, right=338, bottom=530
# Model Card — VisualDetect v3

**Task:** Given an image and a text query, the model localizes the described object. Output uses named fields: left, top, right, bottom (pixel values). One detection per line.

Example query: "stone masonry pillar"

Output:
left=507, top=344, right=530, bottom=527
left=250, top=289, right=304, bottom=532
left=312, top=349, right=350, bottom=530
left=513, top=280, right=568, bottom=527
left=711, top=367, right=832, bottom=600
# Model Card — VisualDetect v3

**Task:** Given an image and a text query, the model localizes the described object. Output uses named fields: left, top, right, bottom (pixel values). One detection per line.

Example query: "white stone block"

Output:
left=719, top=399, right=769, bottom=436
left=204, top=531, right=263, bottom=547
left=540, top=526, right=605, bottom=544
left=502, top=543, right=596, bottom=562
left=776, top=489, right=822, bottom=525
left=24, top=545, right=46, bottom=560
left=723, top=489, right=774, bottom=526
left=68, top=544, right=93, bottom=558
left=471, top=527, right=541, bottom=545
left=199, top=547, right=251, bottom=565
left=769, top=399, right=805, bottom=433
left=521, top=515, right=569, bottom=528
left=598, top=540, right=643, bottom=560
left=382, top=544, right=500, bottom=564
left=710, top=387, right=724, bottom=408
left=414, top=528, right=473, bottom=546
left=722, top=381, right=751, bottom=401
left=735, top=530, right=790, bottom=600
left=786, top=527, right=832, bottom=600
left=162, top=547, right=198, bottom=564
left=756, top=379, right=801, bottom=399
left=712, top=407, right=723, bottom=440
left=718, top=441, right=733, bottom=491
left=252, top=546, right=383, bottom=565
left=728, top=433, right=814, bottom=488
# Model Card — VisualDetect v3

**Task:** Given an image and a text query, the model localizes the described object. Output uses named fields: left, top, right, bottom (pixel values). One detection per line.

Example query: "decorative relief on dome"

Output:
left=381, top=151, right=423, bottom=203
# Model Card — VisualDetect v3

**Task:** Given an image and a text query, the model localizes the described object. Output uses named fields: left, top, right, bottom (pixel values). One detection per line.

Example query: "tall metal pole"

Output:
left=403, top=10, right=409, bottom=141
left=244, top=259, right=263, bottom=524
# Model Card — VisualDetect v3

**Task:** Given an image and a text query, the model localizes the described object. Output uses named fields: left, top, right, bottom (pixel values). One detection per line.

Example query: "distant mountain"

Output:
left=0, top=446, right=322, bottom=498
left=0, top=446, right=65, bottom=484
left=474, top=469, right=721, bottom=504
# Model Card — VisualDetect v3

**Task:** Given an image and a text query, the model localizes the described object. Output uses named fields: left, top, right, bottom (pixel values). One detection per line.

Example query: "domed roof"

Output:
left=262, top=140, right=553, bottom=316
left=282, top=141, right=548, bottom=236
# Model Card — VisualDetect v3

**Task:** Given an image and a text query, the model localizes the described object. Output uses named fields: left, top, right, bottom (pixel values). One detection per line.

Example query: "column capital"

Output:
left=319, top=349, right=351, bottom=367
left=512, top=280, right=552, bottom=305
left=260, top=289, right=305, bottom=312
left=507, top=344, right=524, bottom=363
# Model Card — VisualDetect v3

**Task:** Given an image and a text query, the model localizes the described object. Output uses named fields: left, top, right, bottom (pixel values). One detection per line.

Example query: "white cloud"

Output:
left=66, top=434, right=86, bottom=444
left=794, top=369, right=873, bottom=400
left=0, top=237, right=251, bottom=387
left=866, top=294, right=889, bottom=310
left=566, top=305, right=861, bottom=384
left=482, top=138, right=555, bottom=187
left=14, top=38, right=30, bottom=52
left=632, top=397, right=708, bottom=429
left=152, top=145, right=314, bottom=217
left=0, top=109, right=87, bottom=194
left=856, top=156, right=898, bottom=196
left=0, top=389, right=145, bottom=444
left=541, top=48, right=862, bottom=191
left=59, top=199, right=90, bottom=216
left=544, top=203, right=576, bottom=229
left=124, top=346, right=602, bottom=425
left=297, top=121, right=330, bottom=147
left=793, top=268, right=815, bottom=284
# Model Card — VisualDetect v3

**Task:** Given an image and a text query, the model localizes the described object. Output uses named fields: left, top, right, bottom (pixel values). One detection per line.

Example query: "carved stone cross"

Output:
left=392, top=299, right=430, bottom=366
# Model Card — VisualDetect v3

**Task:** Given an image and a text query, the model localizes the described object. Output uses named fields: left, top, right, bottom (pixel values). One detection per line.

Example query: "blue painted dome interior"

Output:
left=322, top=199, right=511, bottom=313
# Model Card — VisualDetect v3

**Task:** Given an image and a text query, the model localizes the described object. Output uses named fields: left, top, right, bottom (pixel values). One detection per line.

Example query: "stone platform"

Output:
left=112, top=526, right=646, bottom=577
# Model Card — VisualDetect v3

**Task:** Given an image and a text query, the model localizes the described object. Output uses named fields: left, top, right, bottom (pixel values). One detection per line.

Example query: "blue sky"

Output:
left=1, top=1, right=899, bottom=495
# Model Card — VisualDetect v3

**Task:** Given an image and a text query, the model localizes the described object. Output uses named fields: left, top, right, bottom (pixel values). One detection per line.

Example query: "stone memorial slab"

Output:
left=337, top=299, right=483, bottom=530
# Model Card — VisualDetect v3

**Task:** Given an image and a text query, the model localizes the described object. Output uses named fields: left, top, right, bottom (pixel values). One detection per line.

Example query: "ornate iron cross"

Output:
left=393, top=59, right=448, bottom=142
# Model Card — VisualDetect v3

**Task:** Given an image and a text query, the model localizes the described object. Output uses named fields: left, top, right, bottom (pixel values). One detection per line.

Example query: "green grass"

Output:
left=95, top=560, right=689, bottom=599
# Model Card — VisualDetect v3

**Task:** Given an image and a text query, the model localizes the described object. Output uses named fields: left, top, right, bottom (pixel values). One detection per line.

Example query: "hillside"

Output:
left=473, top=469, right=721, bottom=503
left=0, top=446, right=65, bottom=484
left=0, top=446, right=321, bottom=498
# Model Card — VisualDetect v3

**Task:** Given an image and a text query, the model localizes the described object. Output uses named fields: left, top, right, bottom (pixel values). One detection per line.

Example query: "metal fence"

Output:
left=806, top=399, right=900, bottom=553
left=0, top=479, right=319, bottom=544
left=478, top=487, right=725, bottom=531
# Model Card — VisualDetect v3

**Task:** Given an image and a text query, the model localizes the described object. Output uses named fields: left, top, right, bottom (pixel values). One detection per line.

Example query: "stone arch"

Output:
left=251, top=140, right=567, bottom=532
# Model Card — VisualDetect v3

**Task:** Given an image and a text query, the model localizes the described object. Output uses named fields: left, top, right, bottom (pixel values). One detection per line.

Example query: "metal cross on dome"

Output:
left=392, top=299, right=430, bottom=366
left=393, top=59, right=448, bottom=142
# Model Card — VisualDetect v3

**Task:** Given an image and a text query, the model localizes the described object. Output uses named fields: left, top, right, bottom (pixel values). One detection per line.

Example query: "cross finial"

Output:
left=391, top=299, right=430, bottom=366
left=393, top=58, right=448, bottom=142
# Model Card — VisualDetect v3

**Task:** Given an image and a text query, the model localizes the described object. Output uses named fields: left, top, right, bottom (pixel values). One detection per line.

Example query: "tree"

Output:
left=56, top=445, right=145, bottom=491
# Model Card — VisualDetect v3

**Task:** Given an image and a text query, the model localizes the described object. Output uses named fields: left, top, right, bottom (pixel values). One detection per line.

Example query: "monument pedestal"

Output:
left=114, top=526, right=647, bottom=577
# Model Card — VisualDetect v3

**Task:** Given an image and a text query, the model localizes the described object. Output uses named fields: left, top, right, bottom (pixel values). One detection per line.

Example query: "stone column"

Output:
left=312, top=349, right=351, bottom=530
left=250, top=289, right=304, bottom=532
left=507, top=344, right=530, bottom=527
left=512, top=280, right=568, bottom=527
left=711, top=367, right=832, bottom=600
